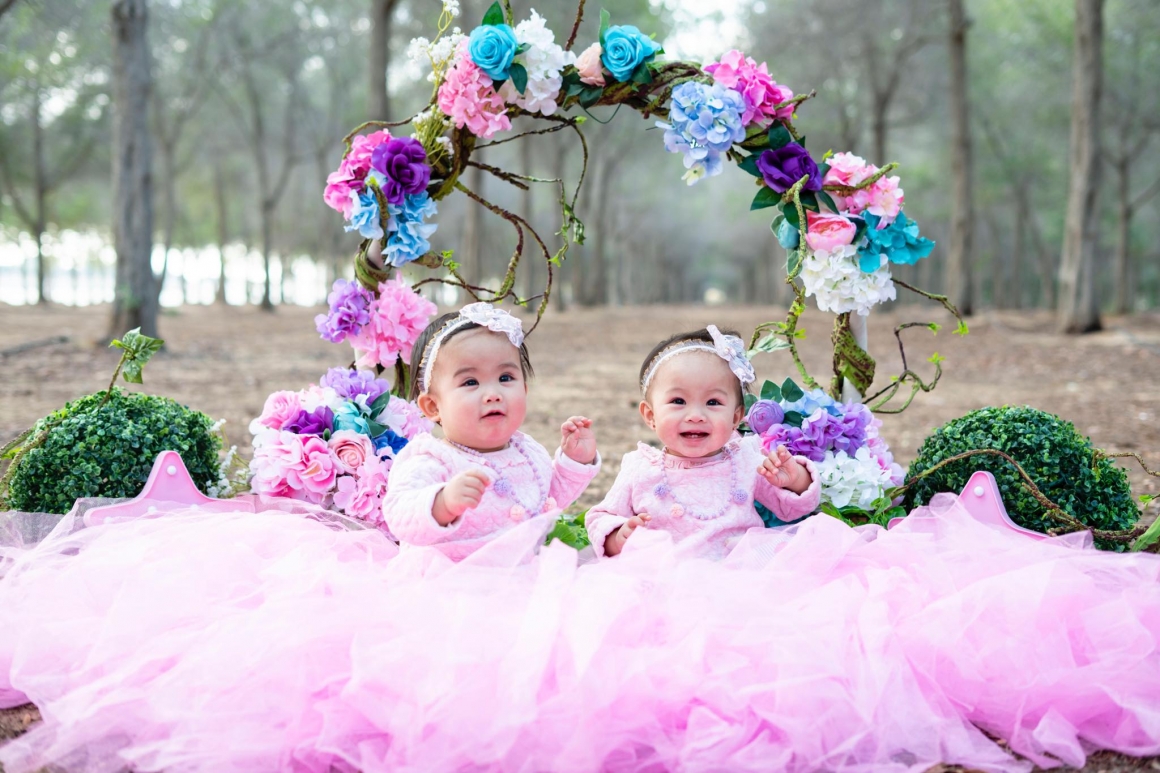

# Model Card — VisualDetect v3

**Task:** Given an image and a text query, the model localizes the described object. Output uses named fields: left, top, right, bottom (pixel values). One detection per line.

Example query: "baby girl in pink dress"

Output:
left=383, top=303, right=601, bottom=560
left=587, top=326, right=821, bottom=559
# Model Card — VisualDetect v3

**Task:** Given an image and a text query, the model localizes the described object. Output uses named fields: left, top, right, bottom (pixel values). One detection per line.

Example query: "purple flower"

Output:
left=756, top=143, right=822, bottom=194
left=371, top=138, right=431, bottom=206
left=799, top=405, right=872, bottom=457
left=284, top=407, right=334, bottom=436
left=321, top=368, right=390, bottom=405
left=746, top=399, right=785, bottom=435
left=761, top=424, right=820, bottom=462
left=315, top=279, right=374, bottom=344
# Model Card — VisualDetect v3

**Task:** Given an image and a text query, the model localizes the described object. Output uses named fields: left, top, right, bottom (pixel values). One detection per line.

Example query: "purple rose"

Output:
left=756, top=143, right=822, bottom=194
left=320, top=368, right=390, bottom=405
left=284, top=407, right=334, bottom=436
left=315, top=279, right=374, bottom=344
left=761, top=424, right=821, bottom=462
left=746, top=400, right=785, bottom=435
left=371, top=138, right=431, bottom=205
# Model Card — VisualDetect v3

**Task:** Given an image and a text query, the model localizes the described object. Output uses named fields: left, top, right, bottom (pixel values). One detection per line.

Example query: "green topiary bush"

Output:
left=4, top=388, right=221, bottom=514
left=904, top=405, right=1139, bottom=549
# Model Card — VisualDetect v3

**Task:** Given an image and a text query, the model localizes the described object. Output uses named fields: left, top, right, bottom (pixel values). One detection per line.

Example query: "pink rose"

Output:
left=255, top=390, right=302, bottom=431
left=250, top=430, right=334, bottom=502
left=289, top=435, right=338, bottom=499
left=805, top=211, right=857, bottom=253
left=348, top=130, right=393, bottom=170
left=576, top=43, right=605, bottom=86
left=823, top=152, right=873, bottom=214
left=328, top=430, right=373, bottom=475
left=864, top=175, right=904, bottom=227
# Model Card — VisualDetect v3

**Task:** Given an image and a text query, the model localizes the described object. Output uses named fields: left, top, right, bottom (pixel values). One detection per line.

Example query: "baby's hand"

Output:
left=603, top=513, right=651, bottom=557
left=759, top=445, right=811, bottom=493
left=560, top=416, right=597, bottom=465
left=433, top=469, right=491, bottom=526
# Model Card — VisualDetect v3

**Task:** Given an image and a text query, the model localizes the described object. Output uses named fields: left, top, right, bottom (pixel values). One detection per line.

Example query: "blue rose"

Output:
left=333, top=402, right=372, bottom=436
left=601, top=25, right=661, bottom=82
left=469, top=23, right=518, bottom=81
left=344, top=191, right=384, bottom=241
left=775, top=217, right=800, bottom=250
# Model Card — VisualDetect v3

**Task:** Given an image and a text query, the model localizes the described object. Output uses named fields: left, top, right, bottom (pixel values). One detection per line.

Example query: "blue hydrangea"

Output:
left=657, top=81, right=747, bottom=185
left=373, top=429, right=410, bottom=457
left=781, top=388, right=841, bottom=419
left=857, top=211, right=934, bottom=273
left=345, top=190, right=384, bottom=240
left=384, top=192, right=439, bottom=268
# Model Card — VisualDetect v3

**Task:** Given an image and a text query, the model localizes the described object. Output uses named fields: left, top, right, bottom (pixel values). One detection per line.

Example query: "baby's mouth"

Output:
left=680, top=431, right=710, bottom=440
left=482, top=409, right=506, bottom=420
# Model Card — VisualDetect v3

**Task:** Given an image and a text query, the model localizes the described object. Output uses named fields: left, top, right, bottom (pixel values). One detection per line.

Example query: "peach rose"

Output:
left=576, top=43, right=605, bottom=86
left=328, top=430, right=373, bottom=475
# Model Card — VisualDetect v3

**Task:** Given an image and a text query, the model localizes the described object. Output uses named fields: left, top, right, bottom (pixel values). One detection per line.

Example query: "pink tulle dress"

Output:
left=1, top=466, right=1158, bottom=772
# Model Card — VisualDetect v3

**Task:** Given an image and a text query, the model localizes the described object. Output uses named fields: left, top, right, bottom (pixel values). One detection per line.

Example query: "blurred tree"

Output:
left=946, top=0, right=974, bottom=316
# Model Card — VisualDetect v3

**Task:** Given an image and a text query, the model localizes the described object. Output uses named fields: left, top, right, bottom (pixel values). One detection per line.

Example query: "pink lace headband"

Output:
left=416, top=303, right=525, bottom=394
left=640, top=325, right=756, bottom=394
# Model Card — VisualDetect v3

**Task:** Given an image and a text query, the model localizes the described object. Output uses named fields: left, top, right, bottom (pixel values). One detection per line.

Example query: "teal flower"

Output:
left=601, top=25, right=661, bottom=82
left=333, top=401, right=371, bottom=436
left=857, top=211, right=934, bottom=273
left=469, top=23, right=518, bottom=81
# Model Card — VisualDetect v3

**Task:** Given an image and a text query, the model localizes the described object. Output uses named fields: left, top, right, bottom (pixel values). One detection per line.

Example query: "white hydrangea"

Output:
left=816, top=447, right=894, bottom=510
left=498, top=10, right=575, bottom=116
left=800, top=244, right=896, bottom=316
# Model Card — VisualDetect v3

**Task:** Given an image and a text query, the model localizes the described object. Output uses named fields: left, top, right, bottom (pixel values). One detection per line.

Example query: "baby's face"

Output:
left=419, top=328, right=528, bottom=452
left=641, top=351, right=743, bottom=458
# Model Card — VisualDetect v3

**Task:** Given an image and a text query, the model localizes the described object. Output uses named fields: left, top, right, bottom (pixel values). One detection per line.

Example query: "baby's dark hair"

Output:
left=408, top=311, right=534, bottom=400
left=639, top=328, right=749, bottom=407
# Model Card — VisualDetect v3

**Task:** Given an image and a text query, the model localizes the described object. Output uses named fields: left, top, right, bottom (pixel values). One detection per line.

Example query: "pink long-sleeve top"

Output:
left=383, top=431, right=601, bottom=561
left=586, top=434, right=821, bottom=559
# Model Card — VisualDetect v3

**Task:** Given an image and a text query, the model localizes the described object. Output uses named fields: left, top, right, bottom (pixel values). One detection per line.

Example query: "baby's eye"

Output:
left=707, top=399, right=722, bottom=406
left=670, top=398, right=686, bottom=405
left=462, top=378, right=479, bottom=387
left=499, top=373, right=515, bottom=383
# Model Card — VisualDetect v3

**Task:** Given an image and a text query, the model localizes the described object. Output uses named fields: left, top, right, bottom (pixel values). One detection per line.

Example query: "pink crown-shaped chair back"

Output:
left=887, top=470, right=1048, bottom=540
left=83, top=450, right=241, bottom=526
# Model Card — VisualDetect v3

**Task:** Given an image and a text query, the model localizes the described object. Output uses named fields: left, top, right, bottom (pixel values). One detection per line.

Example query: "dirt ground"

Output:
left=1, top=301, right=1159, bottom=769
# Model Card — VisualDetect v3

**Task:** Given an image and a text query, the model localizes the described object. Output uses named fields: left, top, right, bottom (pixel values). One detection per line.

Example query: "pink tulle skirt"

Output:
left=0, top=494, right=1158, bottom=772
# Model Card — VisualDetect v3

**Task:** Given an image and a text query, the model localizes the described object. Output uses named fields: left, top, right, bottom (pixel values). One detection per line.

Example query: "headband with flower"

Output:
left=417, top=303, right=525, bottom=394
left=640, top=325, right=756, bottom=393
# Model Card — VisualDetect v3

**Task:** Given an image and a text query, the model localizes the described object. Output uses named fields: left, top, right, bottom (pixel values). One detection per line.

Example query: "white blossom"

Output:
left=816, top=447, right=894, bottom=510
left=442, top=0, right=460, bottom=17
left=800, top=244, right=896, bottom=316
left=498, top=10, right=575, bottom=116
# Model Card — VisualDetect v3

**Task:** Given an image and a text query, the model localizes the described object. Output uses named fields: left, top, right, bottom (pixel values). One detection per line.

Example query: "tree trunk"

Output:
left=587, top=157, right=614, bottom=306
left=109, top=0, right=158, bottom=339
left=1057, top=0, right=1104, bottom=334
left=946, top=0, right=974, bottom=316
left=368, top=0, right=397, bottom=121
left=214, top=160, right=230, bottom=304
left=551, top=138, right=568, bottom=312
left=156, top=141, right=178, bottom=305
left=1113, top=158, right=1131, bottom=314
left=461, top=165, right=484, bottom=290
left=260, top=200, right=275, bottom=310
left=519, top=135, right=540, bottom=303
left=31, top=86, right=48, bottom=305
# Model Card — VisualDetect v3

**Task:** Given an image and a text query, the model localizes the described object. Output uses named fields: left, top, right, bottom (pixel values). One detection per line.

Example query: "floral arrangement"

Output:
left=745, top=378, right=904, bottom=525
left=248, top=369, right=433, bottom=526
left=315, top=276, right=437, bottom=376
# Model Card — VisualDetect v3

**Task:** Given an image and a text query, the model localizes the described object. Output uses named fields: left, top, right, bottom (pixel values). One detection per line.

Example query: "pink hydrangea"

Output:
left=349, top=276, right=438, bottom=369
left=323, top=130, right=393, bottom=218
left=437, top=40, right=512, bottom=139
left=704, top=50, right=794, bottom=127
left=861, top=174, right=904, bottom=227
left=822, top=152, right=904, bottom=226
left=822, top=152, right=872, bottom=214
left=249, top=431, right=337, bottom=504
left=333, top=459, right=390, bottom=524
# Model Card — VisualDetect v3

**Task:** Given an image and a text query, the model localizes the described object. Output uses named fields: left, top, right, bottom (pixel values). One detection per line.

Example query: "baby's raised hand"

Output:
left=433, top=469, right=491, bottom=526
left=604, top=513, right=651, bottom=557
left=759, top=445, right=811, bottom=494
left=560, top=416, right=597, bottom=465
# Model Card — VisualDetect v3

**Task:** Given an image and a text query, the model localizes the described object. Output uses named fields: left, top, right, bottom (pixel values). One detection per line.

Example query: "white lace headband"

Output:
left=416, top=303, right=525, bottom=394
left=640, top=325, right=756, bottom=394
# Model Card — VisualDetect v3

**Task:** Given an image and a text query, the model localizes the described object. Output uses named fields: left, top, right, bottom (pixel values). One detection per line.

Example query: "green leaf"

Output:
left=783, top=410, right=805, bottom=427
left=782, top=202, right=800, bottom=229
left=954, top=321, right=970, bottom=336
left=928, top=323, right=942, bottom=334
left=599, top=8, right=611, bottom=45
left=365, top=419, right=388, bottom=438
left=748, top=333, right=791, bottom=358
left=800, top=190, right=820, bottom=212
left=751, top=186, right=781, bottom=211
left=852, top=217, right=868, bottom=244
left=737, top=153, right=762, bottom=178
left=797, top=135, right=806, bottom=147
left=817, top=162, right=831, bottom=178
left=109, top=328, right=164, bottom=385
left=544, top=515, right=591, bottom=550
left=578, top=85, right=604, bottom=108
left=510, top=63, right=528, bottom=95
left=515, top=42, right=530, bottom=55
left=565, top=80, right=586, bottom=98
left=820, top=502, right=842, bottom=519
left=744, top=393, right=758, bottom=410
left=630, top=62, right=653, bottom=84
left=928, top=352, right=946, bottom=365
left=760, top=380, right=782, bottom=402
left=787, top=249, right=803, bottom=276
left=1131, top=516, right=1160, bottom=552
left=767, top=124, right=792, bottom=150
left=883, top=506, right=907, bottom=521
left=482, top=1, right=505, bottom=26
left=817, top=190, right=838, bottom=213
left=370, top=390, right=392, bottom=415
left=781, top=378, right=804, bottom=403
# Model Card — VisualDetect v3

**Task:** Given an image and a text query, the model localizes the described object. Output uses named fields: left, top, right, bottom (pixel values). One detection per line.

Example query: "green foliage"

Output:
left=109, top=328, right=164, bottom=384
left=545, top=511, right=590, bottom=550
left=5, top=389, right=222, bottom=514
left=904, top=406, right=1139, bottom=549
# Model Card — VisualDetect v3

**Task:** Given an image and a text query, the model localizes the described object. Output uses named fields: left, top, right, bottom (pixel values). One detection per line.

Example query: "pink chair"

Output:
left=83, top=450, right=248, bottom=527
left=887, top=470, right=1049, bottom=541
